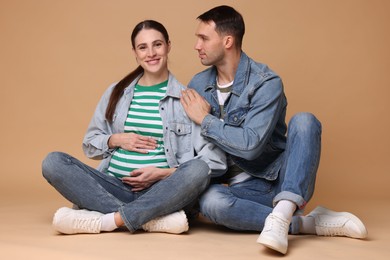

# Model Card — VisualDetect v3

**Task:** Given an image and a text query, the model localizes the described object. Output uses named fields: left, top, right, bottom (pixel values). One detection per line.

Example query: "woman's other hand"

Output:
left=108, top=133, right=157, bottom=153
left=121, top=167, right=176, bottom=191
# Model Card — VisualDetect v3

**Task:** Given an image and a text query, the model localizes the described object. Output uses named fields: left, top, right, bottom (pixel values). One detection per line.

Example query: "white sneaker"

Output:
left=142, top=210, right=189, bottom=234
left=257, top=213, right=289, bottom=254
left=307, top=206, right=368, bottom=239
left=53, top=207, right=103, bottom=234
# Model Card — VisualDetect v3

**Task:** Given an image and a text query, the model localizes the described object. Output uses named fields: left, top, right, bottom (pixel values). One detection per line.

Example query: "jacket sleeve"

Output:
left=82, top=84, right=116, bottom=160
left=191, top=122, right=227, bottom=177
left=199, top=77, right=286, bottom=161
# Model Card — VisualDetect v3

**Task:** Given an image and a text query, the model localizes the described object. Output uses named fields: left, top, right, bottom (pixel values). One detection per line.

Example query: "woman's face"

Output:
left=133, top=28, right=170, bottom=76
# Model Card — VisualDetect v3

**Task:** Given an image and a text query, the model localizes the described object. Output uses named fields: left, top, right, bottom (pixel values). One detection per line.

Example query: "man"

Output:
left=180, top=5, right=367, bottom=255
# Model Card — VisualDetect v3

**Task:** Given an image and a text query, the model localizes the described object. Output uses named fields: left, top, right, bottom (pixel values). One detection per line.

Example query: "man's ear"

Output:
left=224, top=35, right=234, bottom=49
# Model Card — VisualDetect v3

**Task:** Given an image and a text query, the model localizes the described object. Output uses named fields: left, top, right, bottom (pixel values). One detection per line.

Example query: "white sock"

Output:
left=272, top=200, right=297, bottom=222
left=100, top=212, right=118, bottom=232
left=298, top=215, right=316, bottom=234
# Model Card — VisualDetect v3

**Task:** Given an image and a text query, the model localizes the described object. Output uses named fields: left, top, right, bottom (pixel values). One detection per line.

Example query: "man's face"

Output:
left=194, top=21, right=226, bottom=66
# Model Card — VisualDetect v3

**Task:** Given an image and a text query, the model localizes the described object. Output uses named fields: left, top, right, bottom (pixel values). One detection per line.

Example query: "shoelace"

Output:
left=265, top=215, right=289, bottom=236
left=276, top=219, right=288, bottom=236
left=73, top=217, right=101, bottom=233
left=146, top=217, right=169, bottom=231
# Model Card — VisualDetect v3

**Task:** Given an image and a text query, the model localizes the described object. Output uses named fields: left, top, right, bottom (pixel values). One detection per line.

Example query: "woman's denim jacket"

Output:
left=188, top=52, right=287, bottom=181
left=83, top=72, right=227, bottom=177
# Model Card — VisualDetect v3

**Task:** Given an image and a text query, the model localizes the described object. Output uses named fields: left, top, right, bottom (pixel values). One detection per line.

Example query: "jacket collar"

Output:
left=124, top=71, right=182, bottom=98
left=204, top=51, right=250, bottom=96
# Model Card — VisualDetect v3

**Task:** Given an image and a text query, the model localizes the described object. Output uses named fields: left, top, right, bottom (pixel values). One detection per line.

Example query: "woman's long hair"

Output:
left=105, top=20, right=170, bottom=122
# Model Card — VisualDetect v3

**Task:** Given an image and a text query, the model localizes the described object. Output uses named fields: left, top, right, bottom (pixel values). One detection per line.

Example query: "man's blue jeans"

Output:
left=42, top=152, right=210, bottom=232
left=199, top=113, right=322, bottom=234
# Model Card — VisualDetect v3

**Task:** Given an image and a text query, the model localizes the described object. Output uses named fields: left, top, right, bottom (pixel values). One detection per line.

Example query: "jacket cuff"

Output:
left=200, top=114, right=215, bottom=135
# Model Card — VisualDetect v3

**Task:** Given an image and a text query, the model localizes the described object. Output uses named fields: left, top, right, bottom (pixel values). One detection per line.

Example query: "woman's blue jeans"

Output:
left=42, top=152, right=210, bottom=232
left=199, top=112, right=322, bottom=234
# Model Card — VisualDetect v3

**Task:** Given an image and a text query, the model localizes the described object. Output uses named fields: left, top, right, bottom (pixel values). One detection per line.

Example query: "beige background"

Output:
left=1, top=0, right=389, bottom=259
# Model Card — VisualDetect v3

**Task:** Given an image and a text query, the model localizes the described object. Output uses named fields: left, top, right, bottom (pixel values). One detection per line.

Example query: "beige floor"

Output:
left=1, top=197, right=389, bottom=259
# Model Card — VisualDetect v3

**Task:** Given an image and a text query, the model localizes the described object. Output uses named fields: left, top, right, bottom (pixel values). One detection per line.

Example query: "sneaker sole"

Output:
left=257, top=234, right=287, bottom=254
left=311, top=206, right=368, bottom=239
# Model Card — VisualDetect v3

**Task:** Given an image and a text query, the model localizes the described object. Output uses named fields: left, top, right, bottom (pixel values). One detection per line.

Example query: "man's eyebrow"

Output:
left=196, top=33, right=208, bottom=38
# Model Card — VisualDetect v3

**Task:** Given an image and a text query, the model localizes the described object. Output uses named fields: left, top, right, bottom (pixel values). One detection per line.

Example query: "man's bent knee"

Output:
left=289, top=112, right=322, bottom=133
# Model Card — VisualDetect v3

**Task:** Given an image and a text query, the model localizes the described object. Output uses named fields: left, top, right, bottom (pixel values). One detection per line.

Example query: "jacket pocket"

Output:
left=168, top=122, right=192, bottom=156
left=225, top=107, right=249, bottom=126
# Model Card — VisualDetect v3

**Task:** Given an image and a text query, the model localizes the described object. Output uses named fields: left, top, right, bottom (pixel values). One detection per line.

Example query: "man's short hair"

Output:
left=197, top=5, right=245, bottom=49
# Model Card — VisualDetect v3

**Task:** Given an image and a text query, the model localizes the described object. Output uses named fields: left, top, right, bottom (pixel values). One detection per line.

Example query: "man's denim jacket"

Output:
left=83, top=72, right=227, bottom=176
left=188, top=52, right=287, bottom=181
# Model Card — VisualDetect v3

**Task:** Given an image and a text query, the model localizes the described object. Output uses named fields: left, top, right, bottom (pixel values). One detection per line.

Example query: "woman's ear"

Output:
left=132, top=48, right=139, bottom=64
left=167, top=40, right=172, bottom=53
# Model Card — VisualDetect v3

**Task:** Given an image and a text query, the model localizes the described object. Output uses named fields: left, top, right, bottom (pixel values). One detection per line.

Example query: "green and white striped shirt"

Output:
left=107, top=80, right=169, bottom=178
